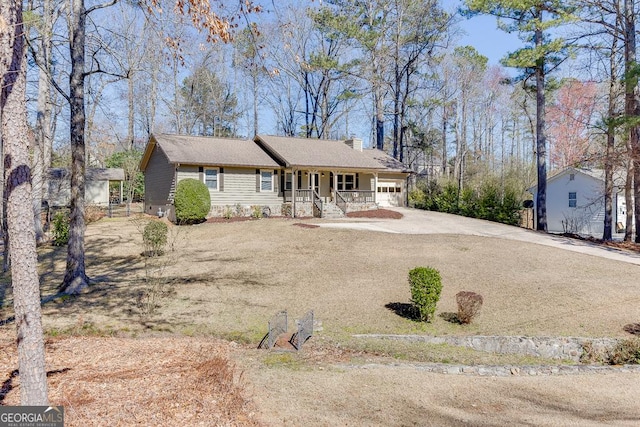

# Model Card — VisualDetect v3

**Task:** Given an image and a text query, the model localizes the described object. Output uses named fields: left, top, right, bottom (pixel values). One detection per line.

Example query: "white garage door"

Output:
left=377, top=179, right=404, bottom=207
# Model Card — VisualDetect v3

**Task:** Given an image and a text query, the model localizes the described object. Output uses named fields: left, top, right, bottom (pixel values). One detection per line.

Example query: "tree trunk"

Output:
left=61, top=0, right=89, bottom=294
left=393, top=61, right=401, bottom=159
left=442, top=101, right=448, bottom=177
left=1, top=0, right=49, bottom=404
left=375, top=85, right=384, bottom=150
left=252, top=70, right=259, bottom=137
left=603, top=126, right=615, bottom=241
left=127, top=71, right=135, bottom=148
left=623, top=0, right=638, bottom=242
left=603, top=41, right=618, bottom=241
left=32, top=0, right=53, bottom=243
left=534, top=22, right=548, bottom=232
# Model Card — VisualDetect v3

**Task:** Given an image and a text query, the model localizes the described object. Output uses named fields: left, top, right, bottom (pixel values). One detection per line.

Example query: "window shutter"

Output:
left=280, top=171, right=285, bottom=195
left=256, top=169, right=261, bottom=191
left=297, top=171, right=302, bottom=189
left=219, top=167, right=224, bottom=191
left=355, top=173, right=359, bottom=189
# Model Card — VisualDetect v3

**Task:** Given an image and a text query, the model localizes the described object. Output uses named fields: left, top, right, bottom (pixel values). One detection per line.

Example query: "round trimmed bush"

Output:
left=174, top=178, right=211, bottom=224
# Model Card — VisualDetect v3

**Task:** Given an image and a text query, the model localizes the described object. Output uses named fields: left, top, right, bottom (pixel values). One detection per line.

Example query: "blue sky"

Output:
left=443, top=0, right=523, bottom=67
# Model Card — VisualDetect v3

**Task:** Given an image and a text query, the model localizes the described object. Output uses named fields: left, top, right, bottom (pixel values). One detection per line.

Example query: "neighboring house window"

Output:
left=261, top=170, right=273, bottom=192
left=569, top=173, right=575, bottom=181
left=204, top=168, right=218, bottom=191
left=569, top=192, right=577, bottom=208
left=285, top=173, right=292, bottom=190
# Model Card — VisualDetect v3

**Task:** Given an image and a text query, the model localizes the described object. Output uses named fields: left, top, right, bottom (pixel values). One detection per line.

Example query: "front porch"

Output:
left=284, top=189, right=377, bottom=218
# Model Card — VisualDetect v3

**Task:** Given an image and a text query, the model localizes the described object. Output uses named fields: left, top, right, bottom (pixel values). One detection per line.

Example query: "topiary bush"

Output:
left=409, top=266, right=442, bottom=322
left=174, top=178, right=211, bottom=224
left=456, top=291, right=483, bottom=324
left=143, top=220, right=168, bottom=257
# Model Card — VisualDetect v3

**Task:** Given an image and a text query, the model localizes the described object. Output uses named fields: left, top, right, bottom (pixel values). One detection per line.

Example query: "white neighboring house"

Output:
left=529, top=167, right=628, bottom=238
left=48, top=168, right=125, bottom=207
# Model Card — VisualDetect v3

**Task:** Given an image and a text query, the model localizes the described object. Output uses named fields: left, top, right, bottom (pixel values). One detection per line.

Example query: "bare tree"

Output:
left=1, top=0, right=49, bottom=403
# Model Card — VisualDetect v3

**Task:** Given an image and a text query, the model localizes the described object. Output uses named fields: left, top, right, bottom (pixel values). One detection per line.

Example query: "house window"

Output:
left=204, top=168, right=218, bottom=191
left=260, top=170, right=273, bottom=192
left=337, top=174, right=355, bottom=191
left=285, top=173, right=292, bottom=191
left=569, top=173, right=575, bottom=181
left=569, top=192, right=577, bottom=208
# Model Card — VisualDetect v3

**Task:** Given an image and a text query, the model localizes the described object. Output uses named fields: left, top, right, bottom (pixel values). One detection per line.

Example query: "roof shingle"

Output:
left=255, top=135, right=383, bottom=169
left=154, top=134, right=280, bottom=168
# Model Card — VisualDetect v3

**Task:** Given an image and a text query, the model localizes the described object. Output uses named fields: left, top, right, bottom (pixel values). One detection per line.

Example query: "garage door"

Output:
left=377, top=179, right=404, bottom=207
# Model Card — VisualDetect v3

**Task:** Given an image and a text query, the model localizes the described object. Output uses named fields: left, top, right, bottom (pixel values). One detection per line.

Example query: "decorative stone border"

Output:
left=344, top=362, right=640, bottom=376
left=352, top=334, right=622, bottom=362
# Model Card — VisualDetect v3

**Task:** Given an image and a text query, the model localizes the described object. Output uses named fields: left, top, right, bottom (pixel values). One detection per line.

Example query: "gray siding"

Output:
left=144, top=145, right=175, bottom=216
left=176, top=166, right=282, bottom=208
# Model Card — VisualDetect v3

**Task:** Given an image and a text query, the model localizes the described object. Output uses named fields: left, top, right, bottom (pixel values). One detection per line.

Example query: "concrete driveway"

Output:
left=317, top=207, right=640, bottom=266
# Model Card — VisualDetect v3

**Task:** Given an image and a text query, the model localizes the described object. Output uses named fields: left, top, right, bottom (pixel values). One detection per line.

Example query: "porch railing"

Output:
left=335, top=191, right=347, bottom=214
left=336, top=190, right=375, bottom=203
left=312, top=190, right=323, bottom=217
left=286, top=189, right=312, bottom=203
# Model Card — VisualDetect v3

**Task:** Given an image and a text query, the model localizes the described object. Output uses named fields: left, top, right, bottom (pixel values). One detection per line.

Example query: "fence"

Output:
left=106, top=203, right=144, bottom=218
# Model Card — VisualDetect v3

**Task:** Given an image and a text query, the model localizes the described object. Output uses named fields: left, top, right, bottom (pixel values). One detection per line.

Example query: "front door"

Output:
left=312, top=173, right=320, bottom=195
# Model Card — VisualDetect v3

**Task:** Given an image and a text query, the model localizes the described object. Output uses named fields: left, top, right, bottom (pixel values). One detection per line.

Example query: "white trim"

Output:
left=260, top=169, right=274, bottom=192
left=203, top=167, right=219, bottom=191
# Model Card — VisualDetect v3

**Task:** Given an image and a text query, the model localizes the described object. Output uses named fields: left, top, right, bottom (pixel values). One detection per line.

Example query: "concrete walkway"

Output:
left=316, top=207, right=640, bottom=266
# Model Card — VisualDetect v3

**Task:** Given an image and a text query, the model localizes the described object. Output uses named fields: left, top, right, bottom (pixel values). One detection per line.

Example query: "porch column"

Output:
left=292, top=168, right=296, bottom=218
left=120, top=180, right=124, bottom=204
left=373, top=173, right=378, bottom=204
left=310, top=171, right=316, bottom=196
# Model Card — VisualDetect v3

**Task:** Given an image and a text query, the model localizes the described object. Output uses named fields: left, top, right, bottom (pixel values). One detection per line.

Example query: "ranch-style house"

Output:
left=140, top=134, right=410, bottom=221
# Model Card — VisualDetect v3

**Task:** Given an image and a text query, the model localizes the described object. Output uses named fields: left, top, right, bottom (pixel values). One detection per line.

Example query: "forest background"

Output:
left=4, top=0, right=640, bottom=405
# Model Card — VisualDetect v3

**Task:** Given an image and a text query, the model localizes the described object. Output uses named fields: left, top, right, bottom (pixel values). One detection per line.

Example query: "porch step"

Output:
left=321, top=202, right=345, bottom=219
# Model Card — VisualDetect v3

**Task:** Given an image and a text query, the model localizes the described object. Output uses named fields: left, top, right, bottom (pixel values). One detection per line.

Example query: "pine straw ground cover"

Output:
left=0, top=330, right=259, bottom=426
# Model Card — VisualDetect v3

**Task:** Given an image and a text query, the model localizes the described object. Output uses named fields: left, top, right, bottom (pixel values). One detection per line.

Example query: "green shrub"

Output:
left=251, top=205, right=263, bottom=219
left=413, top=176, right=523, bottom=226
left=435, top=182, right=460, bottom=213
left=223, top=205, right=233, bottom=219
left=52, top=210, right=70, bottom=246
left=143, top=220, right=168, bottom=256
left=408, top=188, right=426, bottom=209
left=174, top=178, right=211, bottom=224
left=409, top=266, right=442, bottom=322
left=458, top=187, right=477, bottom=217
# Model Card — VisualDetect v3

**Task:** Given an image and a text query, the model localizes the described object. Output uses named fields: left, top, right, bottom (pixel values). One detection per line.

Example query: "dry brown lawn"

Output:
left=1, top=215, right=640, bottom=425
